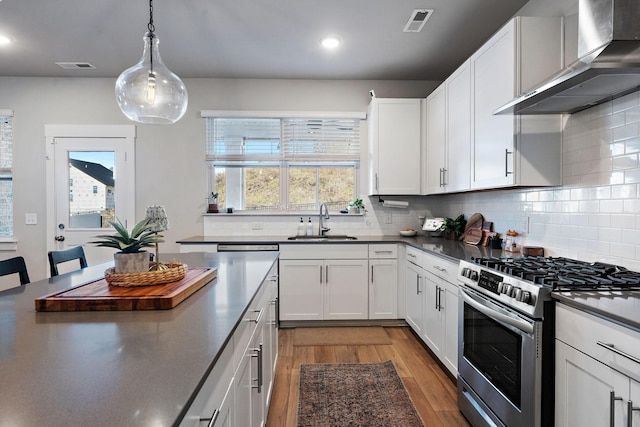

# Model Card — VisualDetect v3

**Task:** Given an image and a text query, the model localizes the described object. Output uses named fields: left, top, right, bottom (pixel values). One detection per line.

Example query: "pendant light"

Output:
left=115, top=0, right=188, bottom=125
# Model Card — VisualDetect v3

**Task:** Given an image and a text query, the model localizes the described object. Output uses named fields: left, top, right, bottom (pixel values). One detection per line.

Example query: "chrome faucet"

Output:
left=319, top=203, right=330, bottom=236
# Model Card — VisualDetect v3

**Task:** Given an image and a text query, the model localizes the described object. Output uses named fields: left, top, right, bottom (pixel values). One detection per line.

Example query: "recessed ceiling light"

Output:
left=320, top=36, right=341, bottom=49
left=0, top=35, right=13, bottom=45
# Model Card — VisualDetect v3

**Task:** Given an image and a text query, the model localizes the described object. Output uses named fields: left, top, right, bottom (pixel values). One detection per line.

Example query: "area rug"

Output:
left=293, top=326, right=392, bottom=346
left=297, top=360, right=424, bottom=427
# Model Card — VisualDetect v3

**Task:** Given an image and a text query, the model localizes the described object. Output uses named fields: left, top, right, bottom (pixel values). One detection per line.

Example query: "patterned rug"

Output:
left=297, top=360, right=424, bottom=427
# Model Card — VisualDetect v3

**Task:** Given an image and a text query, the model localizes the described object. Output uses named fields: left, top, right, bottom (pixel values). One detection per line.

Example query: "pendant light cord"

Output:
left=147, top=0, right=155, bottom=73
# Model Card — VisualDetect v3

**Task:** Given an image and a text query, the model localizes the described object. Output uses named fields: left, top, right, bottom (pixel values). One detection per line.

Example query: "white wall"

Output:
left=0, top=76, right=438, bottom=281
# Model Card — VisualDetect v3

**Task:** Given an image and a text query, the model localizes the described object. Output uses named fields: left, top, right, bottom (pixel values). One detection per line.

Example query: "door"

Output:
left=369, top=259, right=398, bottom=319
left=555, top=340, right=629, bottom=427
left=422, top=272, right=445, bottom=356
left=323, top=259, right=368, bottom=320
left=405, top=262, right=423, bottom=334
left=424, top=85, right=446, bottom=194
left=46, top=125, right=136, bottom=270
left=278, top=259, right=323, bottom=321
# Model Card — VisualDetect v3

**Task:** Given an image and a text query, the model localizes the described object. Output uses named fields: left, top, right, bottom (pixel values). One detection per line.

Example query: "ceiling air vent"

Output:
left=403, top=9, right=434, bottom=33
left=55, top=62, right=96, bottom=70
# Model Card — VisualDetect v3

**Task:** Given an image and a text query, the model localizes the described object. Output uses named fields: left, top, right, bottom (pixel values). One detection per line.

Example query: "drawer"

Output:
left=405, top=246, right=423, bottom=267
left=179, top=339, right=234, bottom=426
left=556, top=304, right=640, bottom=382
left=368, top=244, right=397, bottom=259
left=279, top=244, right=368, bottom=259
left=423, top=252, right=458, bottom=284
left=233, top=282, right=267, bottom=371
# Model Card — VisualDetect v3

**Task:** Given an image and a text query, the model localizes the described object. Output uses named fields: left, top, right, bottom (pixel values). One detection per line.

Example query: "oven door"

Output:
left=458, top=286, right=542, bottom=427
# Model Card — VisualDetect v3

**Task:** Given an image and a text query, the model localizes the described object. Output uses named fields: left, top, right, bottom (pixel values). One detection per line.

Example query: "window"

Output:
left=0, top=113, right=13, bottom=237
left=206, top=115, right=361, bottom=211
left=92, top=185, right=98, bottom=194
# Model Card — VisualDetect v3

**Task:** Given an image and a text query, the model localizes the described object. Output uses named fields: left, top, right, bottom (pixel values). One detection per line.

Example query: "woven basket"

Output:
left=105, top=262, right=187, bottom=287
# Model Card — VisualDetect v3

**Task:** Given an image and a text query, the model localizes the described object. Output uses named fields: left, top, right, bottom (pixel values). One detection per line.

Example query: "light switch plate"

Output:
left=25, top=213, right=37, bottom=225
left=384, top=213, right=392, bottom=224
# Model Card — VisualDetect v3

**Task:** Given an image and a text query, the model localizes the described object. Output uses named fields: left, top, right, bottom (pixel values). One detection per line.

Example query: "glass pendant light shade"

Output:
left=115, top=32, right=188, bottom=125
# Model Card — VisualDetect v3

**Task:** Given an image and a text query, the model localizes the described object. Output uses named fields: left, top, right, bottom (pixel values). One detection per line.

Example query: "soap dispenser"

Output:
left=307, top=217, right=313, bottom=236
left=297, top=217, right=305, bottom=236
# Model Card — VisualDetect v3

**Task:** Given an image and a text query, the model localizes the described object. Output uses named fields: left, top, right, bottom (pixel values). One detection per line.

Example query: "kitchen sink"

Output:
left=287, top=235, right=357, bottom=241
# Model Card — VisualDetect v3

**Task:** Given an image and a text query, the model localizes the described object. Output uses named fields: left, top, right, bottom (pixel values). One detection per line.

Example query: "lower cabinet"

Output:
left=404, top=247, right=459, bottom=376
left=279, top=244, right=370, bottom=322
left=555, top=304, right=640, bottom=427
left=368, top=244, right=398, bottom=319
left=405, top=259, right=424, bottom=335
left=180, top=260, right=278, bottom=427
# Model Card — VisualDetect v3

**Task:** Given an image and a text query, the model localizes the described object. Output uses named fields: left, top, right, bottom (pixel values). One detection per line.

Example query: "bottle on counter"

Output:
left=307, top=217, right=313, bottom=236
left=297, top=217, right=305, bottom=236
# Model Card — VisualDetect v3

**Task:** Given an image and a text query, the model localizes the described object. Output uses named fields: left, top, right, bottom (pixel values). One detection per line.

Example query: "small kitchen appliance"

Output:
left=422, top=217, right=444, bottom=236
left=457, top=256, right=640, bottom=427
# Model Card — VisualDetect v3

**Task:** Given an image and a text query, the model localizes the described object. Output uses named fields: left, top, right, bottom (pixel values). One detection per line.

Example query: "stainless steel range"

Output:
left=456, top=256, right=640, bottom=427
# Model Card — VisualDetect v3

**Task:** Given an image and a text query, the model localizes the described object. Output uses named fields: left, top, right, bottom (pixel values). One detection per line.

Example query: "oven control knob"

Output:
left=501, top=284, right=513, bottom=295
left=469, top=270, right=478, bottom=281
left=517, top=290, right=532, bottom=304
left=497, top=282, right=505, bottom=293
left=512, top=287, right=522, bottom=300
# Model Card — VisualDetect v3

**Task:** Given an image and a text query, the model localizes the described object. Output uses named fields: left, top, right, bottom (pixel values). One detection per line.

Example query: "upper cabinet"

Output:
left=471, top=16, right=563, bottom=190
left=424, top=60, right=471, bottom=195
left=368, top=98, right=422, bottom=195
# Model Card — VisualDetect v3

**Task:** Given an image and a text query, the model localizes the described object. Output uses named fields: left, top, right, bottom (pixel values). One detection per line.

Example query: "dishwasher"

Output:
left=217, top=243, right=279, bottom=252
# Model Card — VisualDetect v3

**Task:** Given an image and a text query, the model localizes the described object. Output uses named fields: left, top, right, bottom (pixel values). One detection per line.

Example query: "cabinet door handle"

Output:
left=325, top=265, right=329, bottom=284
left=442, top=168, right=447, bottom=186
left=505, top=149, right=513, bottom=177
left=252, top=308, right=264, bottom=325
left=416, top=275, right=421, bottom=295
left=628, top=400, right=640, bottom=427
left=320, top=265, right=323, bottom=283
left=371, top=265, right=374, bottom=283
left=200, top=408, right=219, bottom=427
left=435, top=286, right=439, bottom=310
left=611, top=391, right=624, bottom=427
left=250, top=345, right=263, bottom=394
left=597, top=342, right=640, bottom=365
left=375, top=173, right=379, bottom=191
left=438, top=286, right=444, bottom=311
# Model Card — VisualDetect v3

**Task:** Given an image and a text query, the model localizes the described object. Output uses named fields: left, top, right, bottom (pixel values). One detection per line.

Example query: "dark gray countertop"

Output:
left=177, top=234, right=506, bottom=264
left=552, top=291, right=640, bottom=333
left=179, top=235, right=640, bottom=333
left=0, top=252, right=278, bottom=427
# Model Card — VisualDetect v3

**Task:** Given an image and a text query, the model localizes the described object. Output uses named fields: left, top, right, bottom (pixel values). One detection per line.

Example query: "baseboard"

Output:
left=279, top=319, right=408, bottom=329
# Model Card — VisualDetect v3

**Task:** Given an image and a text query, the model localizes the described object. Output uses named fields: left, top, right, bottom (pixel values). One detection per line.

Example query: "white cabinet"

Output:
left=424, top=84, right=446, bottom=194
left=368, top=98, right=422, bottom=195
left=471, top=16, right=563, bottom=190
left=368, top=244, right=398, bottom=319
left=555, top=304, right=640, bottom=427
left=424, top=60, right=471, bottom=195
left=421, top=253, right=459, bottom=375
left=404, top=247, right=424, bottom=335
left=279, top=244, right=369, bottom=321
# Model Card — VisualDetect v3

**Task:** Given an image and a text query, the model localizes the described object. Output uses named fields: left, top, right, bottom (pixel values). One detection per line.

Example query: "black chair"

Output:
left=0, top=256, right=30, bottom=285
left=48, top=246, right=88, bottom=277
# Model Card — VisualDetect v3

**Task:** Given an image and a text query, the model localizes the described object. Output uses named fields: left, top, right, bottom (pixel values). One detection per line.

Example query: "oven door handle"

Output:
left=460, top=288, right=534, bottom=334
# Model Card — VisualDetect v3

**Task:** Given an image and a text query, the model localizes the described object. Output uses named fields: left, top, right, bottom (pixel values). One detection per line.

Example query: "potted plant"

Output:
left=90, top=218, right=164, bottom=273
left=439, top=214, right=467, bottom=240
left=348, top=198, right=366, bottom=214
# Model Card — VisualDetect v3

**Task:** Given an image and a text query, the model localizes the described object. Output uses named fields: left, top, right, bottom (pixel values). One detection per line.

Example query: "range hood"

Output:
left=495, top=0, right=640, bottom=115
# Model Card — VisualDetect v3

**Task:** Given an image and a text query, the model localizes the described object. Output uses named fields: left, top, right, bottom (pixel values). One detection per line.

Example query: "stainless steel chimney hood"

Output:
left=495, top=0, right=640, bottom=115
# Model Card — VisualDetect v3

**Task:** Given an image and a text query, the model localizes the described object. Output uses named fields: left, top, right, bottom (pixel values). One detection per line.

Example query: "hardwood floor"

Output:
left=266, top=326, right=470, bottom=427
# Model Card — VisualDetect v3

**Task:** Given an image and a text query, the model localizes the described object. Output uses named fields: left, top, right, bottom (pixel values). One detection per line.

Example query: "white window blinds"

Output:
left=0, top=115, right=13, bottom=237
left=206, top=117, right=360, bottom=162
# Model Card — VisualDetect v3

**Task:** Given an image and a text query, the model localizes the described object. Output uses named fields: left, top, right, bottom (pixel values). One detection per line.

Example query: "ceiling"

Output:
left=0, top=0, right=536, bottom=80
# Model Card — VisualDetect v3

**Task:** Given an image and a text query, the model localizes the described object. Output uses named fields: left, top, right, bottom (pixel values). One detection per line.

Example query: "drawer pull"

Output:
left=433, top=265, right=446, bottom=272
left=252, top=308, right=264, bottom=325
left=374, top=250, right=393, bottom=254
left=200, top=408, right=219, bottom=427
left=597, top=342, right=640, bottom=365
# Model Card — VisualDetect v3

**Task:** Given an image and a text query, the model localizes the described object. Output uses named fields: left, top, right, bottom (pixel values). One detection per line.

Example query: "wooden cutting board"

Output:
left=35, top=267, right=217, bottom=312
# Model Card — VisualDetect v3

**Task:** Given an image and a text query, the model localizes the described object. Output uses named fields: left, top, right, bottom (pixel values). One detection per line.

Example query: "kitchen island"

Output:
left=0, top=251, right=278, bottom=426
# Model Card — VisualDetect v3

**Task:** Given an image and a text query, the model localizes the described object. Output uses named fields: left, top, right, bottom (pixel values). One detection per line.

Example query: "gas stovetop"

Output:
left=458, top=256, right=640, bottom=319
left=470, top=256, right=640, bottom=291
